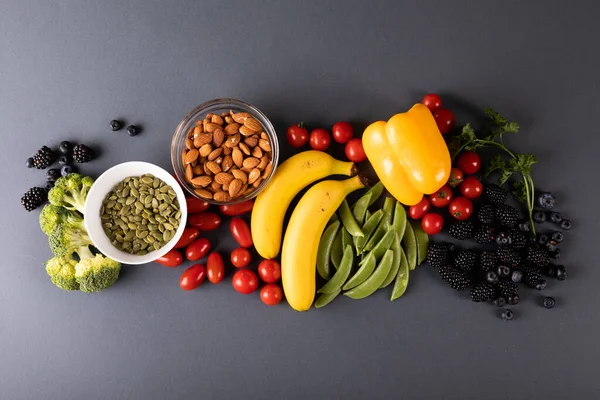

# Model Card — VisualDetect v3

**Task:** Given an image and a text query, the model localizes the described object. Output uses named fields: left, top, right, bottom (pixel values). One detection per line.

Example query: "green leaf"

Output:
left=498, top=169, right=513, bottom=186
left=503, top=121, right=520, bottom=134
left=513, top=153, right=537, bottom=175
left=512, top=181, right=528, bottom=203
left=485, top=154, right=506, bottom=177
left=484, top=108, right=507, bottom=126
left=461, top=123, right=477, bottom=141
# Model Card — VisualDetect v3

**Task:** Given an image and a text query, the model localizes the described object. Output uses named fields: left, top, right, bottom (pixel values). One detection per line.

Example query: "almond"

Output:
left=191, top=176, right=212, bottom=188
left=224, top=123, right=240, bottom=135
left=258, top=138, right=271, bottom=152
left=221, top=111, right=229, bottom=117
left=231, top=169, right=247, bottom=183
left=203, top=117, right=211, bottom=127
left=222, top=155, right=233, bottom=172
left=214, top=191, right=231, bottom=202
left=241, top=166, right=252, bottom=173
left=195, top=120, right=203, bottom=127
left=193, top=165, right=203, bottom=175
left=205, top=122, right=221, bottom=133
left=243, top=157, right=260, bottom=169
left=194, top=189, right=213, bottom=199
left=185, top=164, right=193, bottom=182
left=206, top=113, right=215, bottom=119
left=230, top=110, right=252, bottom=124
left=215, top=172, right=234, bottom=185
left=214, top=156, right=223, bottom=164
left=207, top=185, right=218, bottom=194
left=184, top=149, right=199, bottom=165
left=194, top=126, right=203, bottom=136
left=210, top=180, right=222, bottom=191
left=222, top=182, right=230, bottom=191
left=224, top=116, right=234, bottom=124
left=199, top=144, right=213, bottom=158
left=181, top=149, right=187, bottom=167
left=211, top=114, right=224, bottom=125
left=187, top=127, right=195, bottom=139
left=206, top=161, right=221, bottom=174
left=208, top=147, right=223, bottom=161
left=194, top=133, right=213, bottom=148
left=222, top=146, right=232, bottom=155
left=232, top=148, right=244, bottom=168
left=239, top=125, right=256, bottom=136
left=212, top=128, right=224, bottom=147
left=225, top=134, right=241, bottom=148
left=244, top=135, right=259, bottom=147
left=243, top=185, right=254, bottom=196
left=252, top=146, right=263, bottom=158
left=203, top=162, right=213, bottom=176
left=252, top=178, right=262, bottom=188
left=258, top=155, right=269, bottom=170
left=260, top=131, right=268, bottom=140
left=248, top=168, right=261, bottom=184
left=185, top=137, right=194, bottom=150
left=239, top=142, right=251, bottom=156
left=244, top=117, right=263, bottom=133
left=262, top=161, right=274, bottom=179
left=228, top=179, right=243, bottom=198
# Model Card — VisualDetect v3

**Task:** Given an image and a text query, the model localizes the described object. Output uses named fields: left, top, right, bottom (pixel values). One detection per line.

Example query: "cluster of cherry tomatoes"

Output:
left=155, top=195, right=284, bottom=306
left=286, top=121, right=367, bottom=163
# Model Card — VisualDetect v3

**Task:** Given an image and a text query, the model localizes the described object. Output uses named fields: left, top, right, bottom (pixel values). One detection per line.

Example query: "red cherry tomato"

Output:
left=260, top=283, right=283, bottom=306
left=421, top=213, right=444, bottom=235
left=232, top=269, right=259, bottom=294
left=433, top=108, right=455, bottom=134
left=229, top=218, right=253, bottom=247
left=447, top=167, right=464, bottom=188
left=332, top=121, right=353, bottom=143
left=344, top=138, right=367, bottom=163
left=231, top=247, right=251, bottom=268
left=309, top=128, right=331, bottom=151
left=206, top=252, right=225, bottom=284
left=188, top=212, right=221, bottom=231
left=180, top=264, right=206, bottom=290
left=155, top=249, right=183, bottom=268
left=421, top=93, right=442, bottom=112
left=174, top=227, right=200, bottom=249
left=457, top=151, right=482, bottom=175
left=186, top=197, right=210, bottom=213
left=460, top=176, right=483, bottom=199
left=258, top=259, right=282, bottom=283
left=409, top=197, right=430, bottom=220
left=218, top=200, right=254, bottom=217
left=449, top=197, right=473, bottom=220
left=429, top=185, right=453, bottom=208
left=186, top=237, right=211, bottom=261
left=286, top=123, right=309, bottom=148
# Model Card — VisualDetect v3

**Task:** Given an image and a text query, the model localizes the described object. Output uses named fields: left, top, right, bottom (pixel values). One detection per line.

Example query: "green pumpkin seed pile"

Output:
left=100, top=174, right=181, bottom=255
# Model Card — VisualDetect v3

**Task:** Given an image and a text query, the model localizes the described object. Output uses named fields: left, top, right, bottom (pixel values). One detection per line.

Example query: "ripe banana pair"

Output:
left=251, top=151, right=365, bottom=311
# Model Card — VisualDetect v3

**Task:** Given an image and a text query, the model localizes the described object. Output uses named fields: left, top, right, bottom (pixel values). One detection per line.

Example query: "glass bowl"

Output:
left=171, top=98, right=279, bottom=205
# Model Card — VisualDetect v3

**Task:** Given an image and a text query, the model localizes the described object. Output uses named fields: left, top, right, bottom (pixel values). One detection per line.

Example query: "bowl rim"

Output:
left=171, top=98, right=279, bottom=205
left=84, top=161, right=188, bottom=265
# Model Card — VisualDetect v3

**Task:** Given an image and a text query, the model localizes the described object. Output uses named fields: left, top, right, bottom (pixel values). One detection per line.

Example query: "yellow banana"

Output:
left=281, top=176, right=365, bottom=311
left=251, top=151, right=355, bottom=259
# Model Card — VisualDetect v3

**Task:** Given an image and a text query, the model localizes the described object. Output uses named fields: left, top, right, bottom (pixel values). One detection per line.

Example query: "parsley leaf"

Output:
left=512, top=181, right=528, bottom=203
left=485, top=154, right=506, bottom=177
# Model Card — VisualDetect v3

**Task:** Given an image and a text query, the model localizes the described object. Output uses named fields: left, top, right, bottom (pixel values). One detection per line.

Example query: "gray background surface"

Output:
left=1, top=1, right=599, bottom=399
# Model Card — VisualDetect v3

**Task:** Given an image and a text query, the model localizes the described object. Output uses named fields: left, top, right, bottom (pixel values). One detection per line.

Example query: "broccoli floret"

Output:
left=48, top=223, right=92, bottom=257
left=47, top=173, right=94, bottom=214
left=45, top=254, right=80, bottom=291
left=39, top=204, right=85, bottom=236
left=75, top=254, right=121, bottom=293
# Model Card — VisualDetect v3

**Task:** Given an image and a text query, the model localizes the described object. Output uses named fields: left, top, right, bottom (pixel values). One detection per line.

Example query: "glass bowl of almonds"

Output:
left=171, top=98, right=279, bottom=204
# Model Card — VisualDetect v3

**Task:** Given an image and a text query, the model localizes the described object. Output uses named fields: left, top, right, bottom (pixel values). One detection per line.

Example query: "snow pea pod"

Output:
left=370, top=224, right=395, bottom=261
left=319, top=245, right=354, bottom=294
left=391, top=247, right=410, bottom=300
left=363, top=198, right=395, bottom=252
left=316, top=221, right=340, bottom=279
left=380, top=232, right=401, bottom=288
left=365, top=182, right=384, bottom=207
left=411, top=220, right=429, bottom=265
left=351, top=191, right=372, bottom=226
left=330, top=227, right=344, bottom=269
left=314, top=288, right=341, bottom=308
left=402, top=221, right=417, bottom=271
left=339, top=199, right=363, bottom=237
left=345, top=249, right=394, bottom=299
left=354, top=209, right=383, bottom=254
left=328, top=212, right=339, bottom=226
left=341, top=227, right=353, bottom=251
left=342, top=251, right=376, bottom=290
left=392, top=201, right=407, bottom=243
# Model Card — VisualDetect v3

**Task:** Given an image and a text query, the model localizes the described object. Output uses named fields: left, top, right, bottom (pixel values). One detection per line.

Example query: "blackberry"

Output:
left=508, top=228, right=527, bottom=250
left=426, top=243, right=454, bottom=268
left=477, top=204, right=496, bottom=224
left=551, top=231, right=564, bottom=243
left=72, top=144, right=94, bottom=163
left=560, top=219, right=572, bottom=230
left=20, top=187, right=47, bottom=211
left=474, top=224, right=496, bottom=244
left=470, top=282, right=495, bottom=302
left=32, top=146, right=55, bottom=169
left=526, top=246, right=550, bottom=268
left=497, top=279, right=518, bottom=297
left=501, top=309, right=514, bottom=321
left=480, top=251, right=497, bottom=272
left=485, top=184, right=508, bottom=204
left=438, top=265, right=470, bottom=291
left=448, top=220, right=474, bottom=240
left=453, top=250, right=478, bottom=272
left=543, top=297, right=556, bottom=309
left=549, top=212, right=562, bottom=224
left=497, top=248, right=521, bottom=269
left=523, top=269, right=542, bottom=287
left=495, top=204, right=519, bottom=227
left=536, top=192, right=556, bottom=209
left=533, top=211, right=547, bottom=223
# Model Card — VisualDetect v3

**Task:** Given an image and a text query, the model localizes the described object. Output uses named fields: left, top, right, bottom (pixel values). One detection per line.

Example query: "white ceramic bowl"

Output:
left=84, top=161, right=188, bottom=265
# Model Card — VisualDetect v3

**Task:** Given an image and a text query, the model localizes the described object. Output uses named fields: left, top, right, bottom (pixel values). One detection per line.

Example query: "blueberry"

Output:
left=46, top=168, right=60, bottom=181
left=61, top=165, right=73, bottom=176
left=497, top=264, right=511, bottom=278
left=551, top=231, right=564, bottom=243
left=533, top=211, right=547, bottom=223
left=110, top=120, right=124, bottom=131
left=537, top=234, right=549, bottom=246
left=495, top=296, right=507, bottom=307
left=560, top=219, right=572, bottom=230
left=546, top=241, right=558, bottom=252
left=511, top=270, right=523, bottom=283
left=536, top=192, right=556, bottom=209
left=59, top=141, right=73, bottom=155
left=486, top=271, right=499, bottom=285
left=127, top=125, right=140, bottom=136
left=548, top=248, right=561, bottom=259
left=58, top=155, right=71, bottom=165
left=535, top=279, right=547, bottom=290
left=45, top=181, right=55, bottom=191
left=26, top=157, right=34, bottom=168
left=546, top=265, right=557, bottom=278
left=518, top=221, right=531, bottom=232
left=508, top=294, right=520, bottom=305
left=556, top=265, right=568, bottom=281
left=549, top=212, right=562, bottom=223
left=543, top=297, right=556, bottom=309
left=501, top=309, right=514, bottom=321
left=496, top=232, right=512, bottom=246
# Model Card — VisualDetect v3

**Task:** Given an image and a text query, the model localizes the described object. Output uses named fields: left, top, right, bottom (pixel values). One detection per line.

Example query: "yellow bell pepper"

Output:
left=363, top=104, right=451, bottom=205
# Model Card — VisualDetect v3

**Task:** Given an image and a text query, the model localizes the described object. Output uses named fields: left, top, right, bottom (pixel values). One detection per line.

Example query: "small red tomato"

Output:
left=260, top=283, right=283, bottom=306
left=344, top=138, right=367, bottom=163
left=409, top=197, right=430, bottom=220
left=286, top=123, right=309, bottom=148
left=155, top=249, right=183, bottom=268
left=206, top=252, right=225, bottom=284
left=232, top=269, right=259, bottom=294
left=433, top=108, right=455, bottom=134
left=188, top=212, right=221, bottom=231
left=421, top=213, right=444, bottom=235
left=460, top=176, right=483, bottom=199
left=457, top=151, right=482, bottom=175
left=218, top=200, right=254, bottom=217
left=231, top=247, right=251, bottom=268
left=421, top=93, right=442, bottom=112
left=449, top=197, right=473, bottom=220
left=447, top=167, right=464, bottom=188
left=429, top=185, right=453, bottom=208
left=186, top=237, right=211, bottom=261
left=309, top=128, right=331, bottom=151
left=180, top=264, right=205, bottom=290
left=258, top=259, right=281, bottom=283
left=230, top=218, right=253, bottom=247
left=174, top=227, right=200, bottom=249
left=332, top=121, right=353, bottom=143
left=186, top=197, right=210, bottom=213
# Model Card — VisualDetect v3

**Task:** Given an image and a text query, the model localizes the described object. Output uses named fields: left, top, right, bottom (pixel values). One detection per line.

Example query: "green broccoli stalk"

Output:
left=47, top=173, right=94, bottom=214
left=45, top=254, right=80, bottom=291
left=48, top=223, right=92, bottom=257
left=75, top=254, right=121, bottom=293
left=39, top=204, right=86, bottom=236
